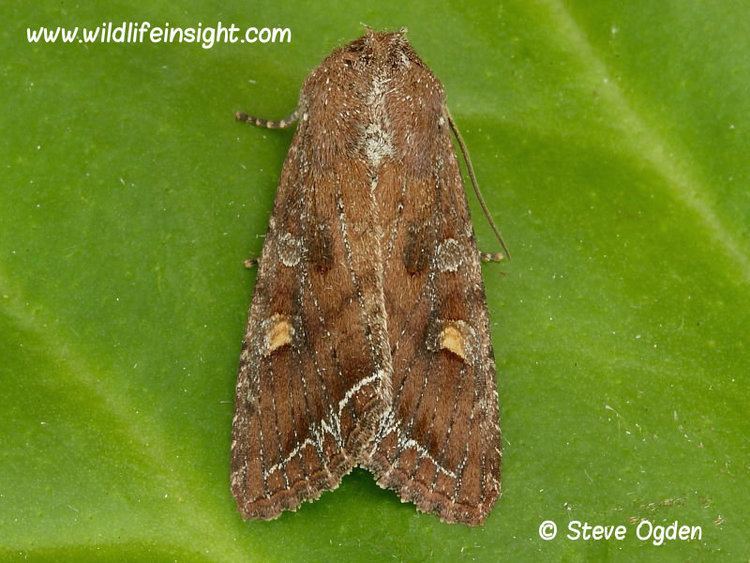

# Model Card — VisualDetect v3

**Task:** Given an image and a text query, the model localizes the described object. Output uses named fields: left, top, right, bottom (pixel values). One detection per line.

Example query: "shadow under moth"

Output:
left=231, top=29, right=505, bottom=526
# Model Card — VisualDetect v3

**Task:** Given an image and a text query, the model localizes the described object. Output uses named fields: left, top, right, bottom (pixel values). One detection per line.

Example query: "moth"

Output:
left=230, top=29, right=506, bottom=526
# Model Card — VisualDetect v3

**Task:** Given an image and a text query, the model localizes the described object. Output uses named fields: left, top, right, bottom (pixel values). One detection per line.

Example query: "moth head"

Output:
left=342, top=28, right=420, bottom=71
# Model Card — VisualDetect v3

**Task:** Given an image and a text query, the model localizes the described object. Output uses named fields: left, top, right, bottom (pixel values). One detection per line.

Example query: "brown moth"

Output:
left=231, top=29, right=502, bottom=526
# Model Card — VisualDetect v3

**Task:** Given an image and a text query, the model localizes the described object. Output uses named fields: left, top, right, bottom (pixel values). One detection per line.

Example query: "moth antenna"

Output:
left=235, top=108, right=299, bottom=129
left=446, top=108, right=511, bottom=261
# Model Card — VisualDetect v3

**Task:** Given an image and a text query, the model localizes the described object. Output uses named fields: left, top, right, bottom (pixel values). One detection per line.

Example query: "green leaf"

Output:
left=2, top=1, right=748, bottom=561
